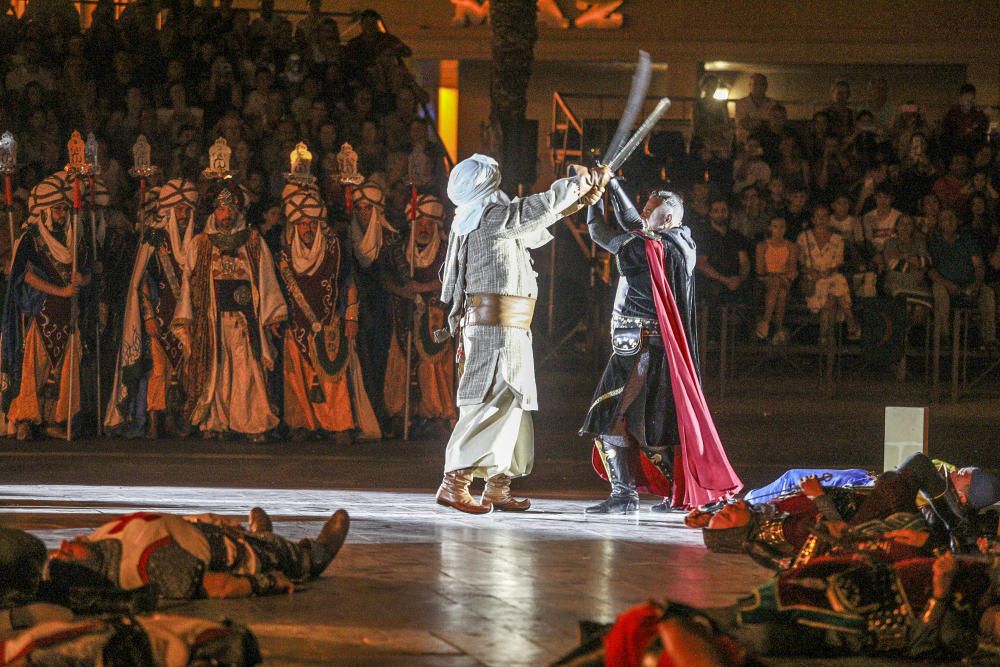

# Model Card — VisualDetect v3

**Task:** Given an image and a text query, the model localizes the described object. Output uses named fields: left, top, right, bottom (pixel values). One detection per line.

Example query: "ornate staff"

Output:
left=129, top=135, right=157, bottom=235
left=84, top=133, right=103, bottom=435
left=401, top=150, right=430, bottom=441
left=0, top=132, right=17, bottom=260
left=65, top=131, right=91, bottom=441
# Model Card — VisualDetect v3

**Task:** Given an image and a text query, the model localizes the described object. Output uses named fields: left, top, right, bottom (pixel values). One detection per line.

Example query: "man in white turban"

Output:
left=105, top=178, right=198, bottom=438
left=436, top=155, right=610, bottom=513
left=381, top=194, right=456, bottom=433
left=349, top=179, right=398, bottom=429
left=278, top=185, right=380, bottom=442
left=1, top=172, right=92, bottom=440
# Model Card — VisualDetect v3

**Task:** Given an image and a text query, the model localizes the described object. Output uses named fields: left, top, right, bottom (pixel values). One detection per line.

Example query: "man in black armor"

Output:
left=580, top=179, right=741, bottom=513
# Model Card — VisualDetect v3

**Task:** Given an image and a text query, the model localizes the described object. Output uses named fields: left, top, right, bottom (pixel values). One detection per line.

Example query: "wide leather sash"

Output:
left=464, top=293, right=536, bottom=330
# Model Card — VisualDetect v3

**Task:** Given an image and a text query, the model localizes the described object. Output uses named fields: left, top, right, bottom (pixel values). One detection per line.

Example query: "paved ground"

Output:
left=1, top=363, right=999, bottom=665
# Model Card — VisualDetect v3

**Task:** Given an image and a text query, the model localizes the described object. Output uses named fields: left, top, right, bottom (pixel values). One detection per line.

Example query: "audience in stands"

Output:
left=674, top=74, right=999, bottom=354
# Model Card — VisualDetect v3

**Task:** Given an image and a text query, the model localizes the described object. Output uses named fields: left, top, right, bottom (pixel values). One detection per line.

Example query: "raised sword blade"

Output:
left=605, top=97, right=671, bottom=173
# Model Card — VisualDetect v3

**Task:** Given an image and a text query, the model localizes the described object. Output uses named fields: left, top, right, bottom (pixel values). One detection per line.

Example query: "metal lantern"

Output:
left=66, top=130, right=87, bottom=175
left=0, top=131, right=18, bottom=175
left=85, top=132, right=102, bottom=176
left=337, top=142, right=364, bottom=185
left=286, top=141, right=316, bottom=187
left=129, top=135, right=156, bottom=178
left=203, top=137, right=233, bottom=179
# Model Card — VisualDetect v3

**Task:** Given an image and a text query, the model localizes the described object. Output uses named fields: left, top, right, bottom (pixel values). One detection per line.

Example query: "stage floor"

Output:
left=2, top=368, right=997, bottom=664
left=4, top=484, right=772, bottom=665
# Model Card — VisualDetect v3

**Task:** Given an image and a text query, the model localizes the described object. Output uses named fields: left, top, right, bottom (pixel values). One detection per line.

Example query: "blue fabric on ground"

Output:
left=744, top=468, right=876, bottom=505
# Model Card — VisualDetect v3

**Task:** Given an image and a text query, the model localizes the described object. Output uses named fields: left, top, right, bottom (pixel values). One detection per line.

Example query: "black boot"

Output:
left=585, top=440, right=639, bottom=514
left=650, top=499, right=671, bottom=513
left=927, top=485, right=978, bottom=553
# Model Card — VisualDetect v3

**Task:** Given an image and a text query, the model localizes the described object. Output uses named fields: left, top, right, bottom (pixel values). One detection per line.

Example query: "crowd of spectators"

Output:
left=0, top=0, right=447, bottom=237
left=673, top=74, right=1000, bottom=351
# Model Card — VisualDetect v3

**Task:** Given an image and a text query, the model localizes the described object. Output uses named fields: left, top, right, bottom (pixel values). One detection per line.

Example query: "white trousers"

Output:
left=444, top=365, right=534, bottom=479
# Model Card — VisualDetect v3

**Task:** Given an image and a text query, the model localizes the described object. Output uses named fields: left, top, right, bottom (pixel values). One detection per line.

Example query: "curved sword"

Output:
left=603, top=50, right=652, bottom=162
left=603, top=97, right=671, bottom=173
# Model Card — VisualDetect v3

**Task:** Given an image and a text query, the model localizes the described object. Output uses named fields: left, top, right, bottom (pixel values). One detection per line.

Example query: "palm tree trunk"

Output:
left=490, top=0, right=538, bottom=192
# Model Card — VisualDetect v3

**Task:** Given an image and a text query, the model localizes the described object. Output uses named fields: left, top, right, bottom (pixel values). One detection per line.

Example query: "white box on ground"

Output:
left=884, top=407, right=928, bottom=472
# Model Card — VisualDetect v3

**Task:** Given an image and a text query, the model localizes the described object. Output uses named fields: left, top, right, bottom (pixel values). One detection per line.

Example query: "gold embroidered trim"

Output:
left=588, top=386, right=624, bottom=413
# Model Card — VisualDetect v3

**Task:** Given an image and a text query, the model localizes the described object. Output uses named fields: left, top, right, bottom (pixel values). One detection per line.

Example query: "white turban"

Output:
left=157, top=179, right=198, bottom=213
left=28, top=172, right=72, bottom=217
left=283, top=188, right=327, bottom=225
left=446, top=154, right=510, bottom=236
left=405, top=193, right=446, bottom=227
left=283, top=187, right=328, bottom=276
left=27, top=173, right=75, bottom=264
left=350, top=180, right=385, bottom=208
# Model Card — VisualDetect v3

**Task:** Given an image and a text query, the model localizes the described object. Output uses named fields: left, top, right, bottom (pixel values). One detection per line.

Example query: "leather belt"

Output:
left=611, top=314, right=660, bottom=335
left=464, top=293, right=536, bottom=329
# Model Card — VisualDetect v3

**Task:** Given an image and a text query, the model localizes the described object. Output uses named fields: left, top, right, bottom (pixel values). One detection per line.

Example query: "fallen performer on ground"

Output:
left=45, top=507, right=349, bottom=600
left=554, top=550, right=1000, bottom=665
left=695, top=454, right=1000, bottom=565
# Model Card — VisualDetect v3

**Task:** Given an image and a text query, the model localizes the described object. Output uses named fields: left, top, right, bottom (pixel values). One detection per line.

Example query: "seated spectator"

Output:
left=340, top=87, right=377, bottom=144
left=966, top=192, right=997, bottom=245
left=822, top=79, right=854, bottom=139
left=882, top=214, right=931, bottom=300
left=5, top=41, right=56, bottom=93
left=781, top=185, right=810, bottom=241
left=763, top=175, right=786, bottom=219
left=933, top=152, right=971, bottom=214
left=828, top=192, right=862, bottom=244
left=861, top=185, right=902, bottom=270
left=683, top=180, right=711, bottom=227
left=157, top=82, right=203, bottom=144
left=971, top=170, right=1000, bottom=211
left=754, top=216, right=798, bottom=344
left=927, top=210, right=997, bottom=348
left=243, top=66, right=275, bottom=122
left=846, top=109, right=886, bottom=168
left=812, top=134, right=853, bottom=200
left=773, top=133, right=810, bottom=192
left=383, top=86, right=421, bottom=152
left=940, top=83, right=990, bottom=159
left=859, top=75, right=895, bottom=130
left=733, top=72, right=774, bottom=144
left=917, top=192, right=943, bottom=236
left=731, top=137, right=770, bottom=194
left=695, top=196, right=752, bottom=309
left=357, top=119, right=388, bottom=175
left=47, top=508, right=350, bottom=600
left=731, top=185, right=769, bottom=242
left=804, top=110, right=832, bottom=162
left=797, top=203, right=862, bottom=342
left=896, top=131, right=937, bottom=215
left=749, top=102, right=792, bottom=167
left=851, top=160, right=888, bottom=216
left=201, top=56, right=243, bottom=130
left=685, top=137, right=734, bottom=193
